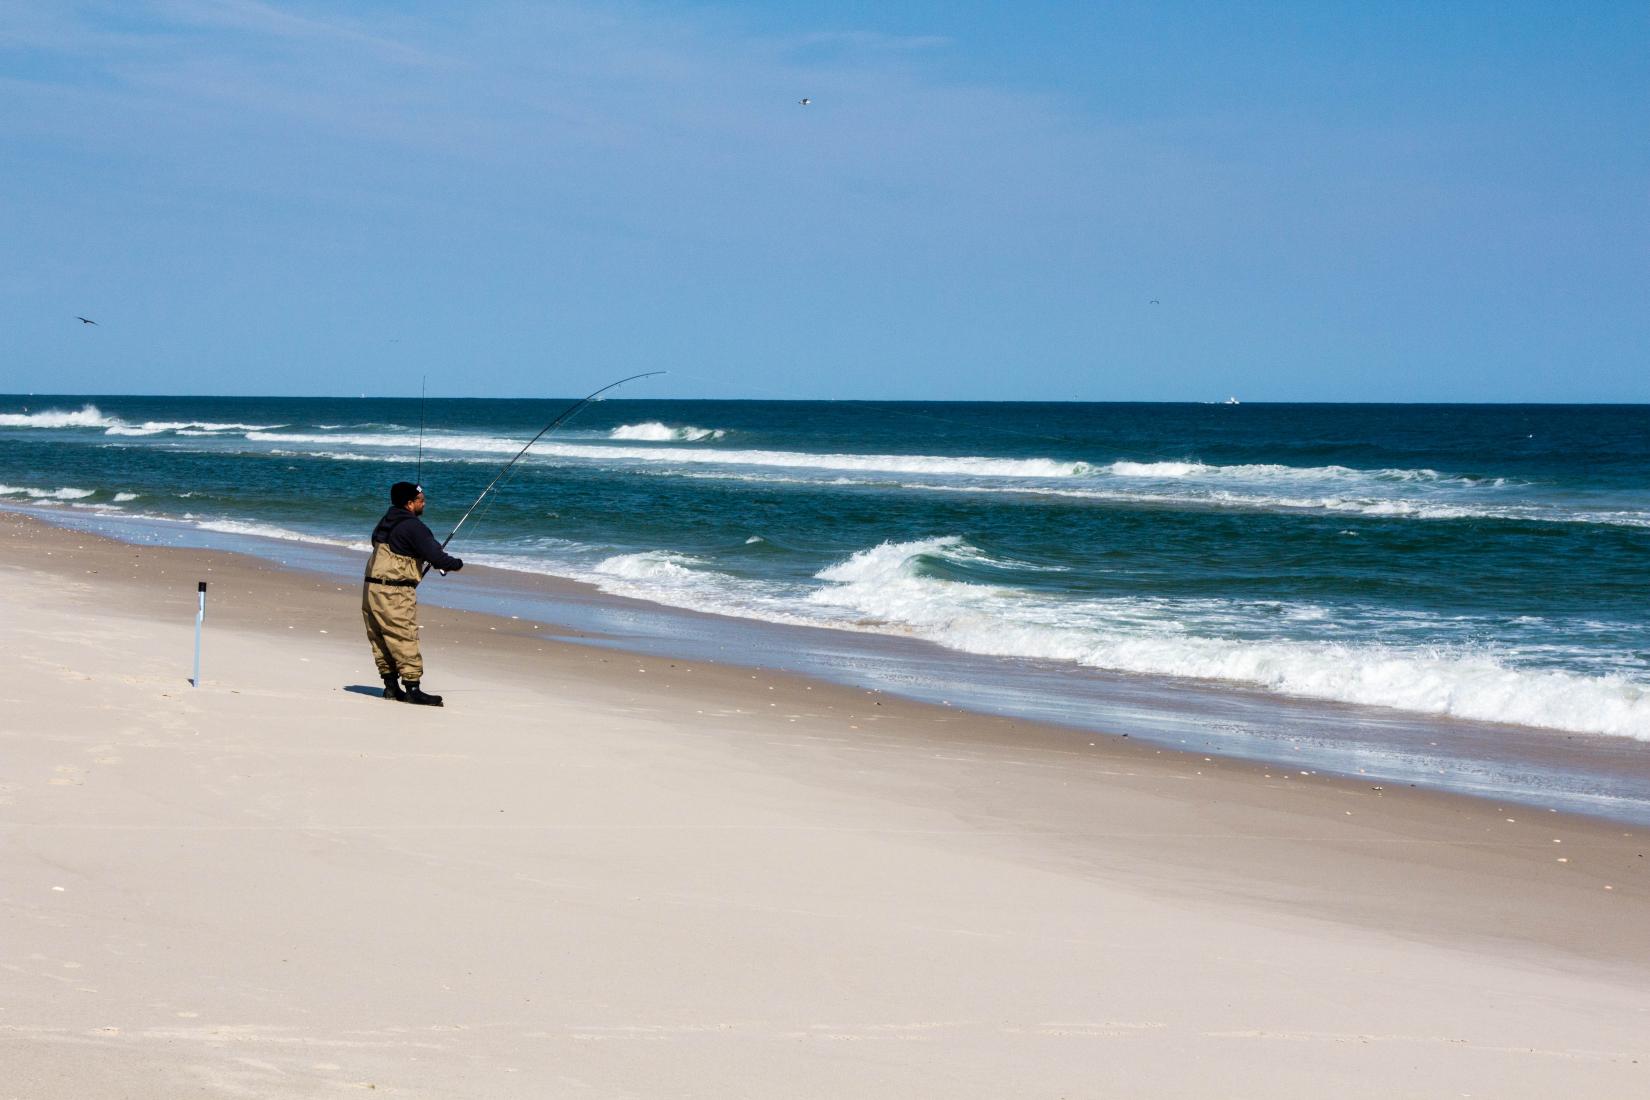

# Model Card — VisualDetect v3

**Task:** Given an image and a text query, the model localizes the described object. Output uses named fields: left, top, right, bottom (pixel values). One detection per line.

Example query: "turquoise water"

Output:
left=4, top=395, right=1648, bottom=749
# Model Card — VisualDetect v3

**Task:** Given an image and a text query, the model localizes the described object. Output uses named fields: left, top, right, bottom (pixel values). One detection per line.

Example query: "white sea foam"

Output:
left=1106, top=460, right=1208, bottom=478
left=801, top=538, right=1650, bottom=739
left=229, top=427, right=1583, bottom=510
left=249, top=430, right=518, bottom=451
left=585, top=551, right=815, bottom=624
left=609, top=421, right=727, bottom=442
left=106, top=420, right=280, bottom=436
left=0, top=404, right=287, bottom=435
left=0, top=404, right=116, bottom=429
left=1105, top=460, right=1468, bottom=484
left=628, top=465, right=1650, bottom=528
left=245, top=430, right=1097, bottom=478
left=113, top=492, right=140, bottom=502
left=597, top=549, right=710, bottom=583
left=193, top=519, right=369, bottom=551
left=223, top=425, right=1515, bottom=493
left=0, top=484, right=97, bottom=500
left=268, top=449, right=422, bottom=464
left=136, top=422, right=1650, bottom=527
left=892, top=482, right=1650, bottom=527
left=562, top=535, right=1650, bottom=739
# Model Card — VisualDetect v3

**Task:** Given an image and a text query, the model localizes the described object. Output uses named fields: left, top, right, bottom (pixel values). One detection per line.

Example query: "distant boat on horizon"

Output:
left=1223, top=396, right=1240, bottom=405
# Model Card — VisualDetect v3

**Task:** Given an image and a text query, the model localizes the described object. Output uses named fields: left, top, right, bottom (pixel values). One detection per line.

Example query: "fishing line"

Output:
left=423, top=370, right=665, bottom=575
left=416, top=375, right=426, bottom=485
left=463, top=383, right=641, bottom=529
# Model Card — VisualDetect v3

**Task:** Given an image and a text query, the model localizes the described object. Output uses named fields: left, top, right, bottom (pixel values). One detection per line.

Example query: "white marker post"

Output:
left=192, top=581, right=207, bottom=687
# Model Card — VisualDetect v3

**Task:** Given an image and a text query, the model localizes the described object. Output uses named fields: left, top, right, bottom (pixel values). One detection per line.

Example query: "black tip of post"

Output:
left=198, top=581, right=208, bottom=593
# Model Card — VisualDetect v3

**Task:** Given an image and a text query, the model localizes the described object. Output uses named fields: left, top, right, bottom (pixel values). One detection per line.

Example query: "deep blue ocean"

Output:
left=4, top=395, right=1648, bottom=757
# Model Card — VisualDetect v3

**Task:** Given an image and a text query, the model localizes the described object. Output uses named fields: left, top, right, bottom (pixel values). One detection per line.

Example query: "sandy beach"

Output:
left=2, top=509, right=1646, bottom=1098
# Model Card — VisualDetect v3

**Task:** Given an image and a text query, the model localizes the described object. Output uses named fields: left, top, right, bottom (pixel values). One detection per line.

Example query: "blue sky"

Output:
left=2, top=1, right=1645, bottom=401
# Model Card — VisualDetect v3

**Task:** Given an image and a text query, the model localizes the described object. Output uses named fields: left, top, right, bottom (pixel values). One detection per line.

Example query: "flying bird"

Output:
left=1149, top=299, right=1160, bottom=306
left=77, top=316, right=98, bottom=325
left=799, top=97, right=812, bottom=106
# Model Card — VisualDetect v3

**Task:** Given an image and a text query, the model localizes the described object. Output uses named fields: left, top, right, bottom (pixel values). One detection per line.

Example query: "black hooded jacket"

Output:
left=371, top=507, right=464, bottom=573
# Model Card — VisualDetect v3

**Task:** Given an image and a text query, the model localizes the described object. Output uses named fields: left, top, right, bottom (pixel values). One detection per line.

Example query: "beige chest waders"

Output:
left=362, top=540, right=424, bottom=682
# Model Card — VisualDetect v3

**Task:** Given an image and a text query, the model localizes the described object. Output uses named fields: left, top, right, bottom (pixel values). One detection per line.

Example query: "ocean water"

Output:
left=4, top=394, right=1649, bottom=784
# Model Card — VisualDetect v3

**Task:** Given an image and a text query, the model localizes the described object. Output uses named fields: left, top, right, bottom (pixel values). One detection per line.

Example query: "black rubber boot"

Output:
left=382, top=674, right=406, bottom=701
left=403, top=680, right=444, bottom=707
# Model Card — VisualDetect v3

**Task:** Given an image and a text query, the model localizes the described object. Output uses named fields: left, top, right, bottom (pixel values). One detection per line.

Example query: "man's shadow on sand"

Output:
left=342, top=684, right=389, bottom=699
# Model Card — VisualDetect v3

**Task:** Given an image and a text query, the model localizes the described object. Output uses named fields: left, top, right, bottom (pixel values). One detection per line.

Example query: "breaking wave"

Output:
left=268, top=449, right=420, bottom=464
left=1103, top=460, right=1485, bottom=484
left=0, top=404, right=116, bottom=429
left=803, top=538, right=1650, bottom=738
left=609, top=422, right=727, bottom=442
left=630, top=469, right=1650, bottom=528
left=0, top=483, right=97, bottom=500
left=586, top=550, right=812, bottom=624
left=245, top=431, right=1097, bottom=478
left=91, top=418, right=1650, bottom=527
left=898, top=483, right=1650, bottom=528
left=568, top=536, right=1650, bottom=740
left=229, top=429, right=1602, bottom=517
left=107, top=420, right=281, bottom=435
left=0, top=404, right=280, bottom=434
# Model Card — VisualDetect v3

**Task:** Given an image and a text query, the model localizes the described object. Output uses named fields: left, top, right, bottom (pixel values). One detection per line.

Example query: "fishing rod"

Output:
left=423, top=370, right=665, bottom=575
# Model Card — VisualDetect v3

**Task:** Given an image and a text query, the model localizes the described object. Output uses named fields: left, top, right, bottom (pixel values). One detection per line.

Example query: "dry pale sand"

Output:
left=1, top=511, right=1646, bottom=1098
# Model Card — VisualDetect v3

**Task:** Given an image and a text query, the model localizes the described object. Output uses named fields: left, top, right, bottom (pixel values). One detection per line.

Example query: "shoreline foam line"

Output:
left=6, top=499, right=1646, bottom=742
left=8, top=500, right=1650, bottom=828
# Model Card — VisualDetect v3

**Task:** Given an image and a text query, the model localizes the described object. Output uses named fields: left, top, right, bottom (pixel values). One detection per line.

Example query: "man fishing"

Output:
left=358, top=373, right=662, bottom=707
left=363, top=481, right=463, bottom=706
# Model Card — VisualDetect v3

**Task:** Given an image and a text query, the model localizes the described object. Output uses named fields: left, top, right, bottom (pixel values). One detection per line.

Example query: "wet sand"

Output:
left=2, top=511, right=1646, bottom=1098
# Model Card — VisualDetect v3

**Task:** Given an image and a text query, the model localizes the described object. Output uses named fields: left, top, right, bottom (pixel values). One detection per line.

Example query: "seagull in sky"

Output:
left=1149, top=299, right=1160, bottom=306
left=77, top=315, right=98, bottom=325
left=799, top=97, right=812, bottom=106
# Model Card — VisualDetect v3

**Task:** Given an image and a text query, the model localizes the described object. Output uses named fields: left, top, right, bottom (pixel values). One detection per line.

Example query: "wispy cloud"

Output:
left=152, top=0, right=437, bottom=65
left=785, top=29, right=954, bottom=54
left=1, top=0, right=1109, bottom=228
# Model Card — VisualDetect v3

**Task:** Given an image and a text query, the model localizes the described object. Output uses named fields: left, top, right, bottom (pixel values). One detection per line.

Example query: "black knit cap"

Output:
left=390, top=481, right=422, bottom=507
